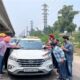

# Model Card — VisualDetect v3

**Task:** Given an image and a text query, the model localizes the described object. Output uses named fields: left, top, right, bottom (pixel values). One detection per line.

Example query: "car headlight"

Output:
left=9, top=56, right=17, bottom=62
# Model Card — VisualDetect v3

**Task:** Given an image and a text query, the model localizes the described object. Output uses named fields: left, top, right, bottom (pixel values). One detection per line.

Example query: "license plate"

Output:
left=24, top=68, right=38, bottom=72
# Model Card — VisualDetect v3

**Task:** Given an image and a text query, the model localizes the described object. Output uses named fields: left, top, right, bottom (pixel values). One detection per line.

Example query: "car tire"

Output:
left=7, top=71, right=16, bottom=78
left=43, top=70, right=53, bottom=77
left=48, top=70, right=53, bottom=75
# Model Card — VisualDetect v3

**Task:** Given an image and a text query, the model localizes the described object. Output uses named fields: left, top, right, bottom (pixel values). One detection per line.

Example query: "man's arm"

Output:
left=59, top=48, right=65, bottom=58
left=62, top=44, right=73, bottom=53
left=59, top=48, right=65, bottom=63
left=6, top=43, right=20, bottom=48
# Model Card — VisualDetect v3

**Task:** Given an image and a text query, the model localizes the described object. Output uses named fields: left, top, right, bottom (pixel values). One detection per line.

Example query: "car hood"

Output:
left=10, top=49, right=49, bottom=59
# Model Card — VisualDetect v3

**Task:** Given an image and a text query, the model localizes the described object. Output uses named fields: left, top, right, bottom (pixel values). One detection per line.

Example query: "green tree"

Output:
left=43, top=25, right=54, bottom=35
left=75, top=32, right=80, bottom=48
left=78, top=27, right=80, bottom=31
left=53, top=5, right=78, bottom=33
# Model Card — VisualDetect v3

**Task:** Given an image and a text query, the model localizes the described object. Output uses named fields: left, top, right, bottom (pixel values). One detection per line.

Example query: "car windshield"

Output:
left=10, top=39, right=17, bottom=43
left=10, top=38, right=20, bottom=45
left=18, top=40, right=43, bottom=50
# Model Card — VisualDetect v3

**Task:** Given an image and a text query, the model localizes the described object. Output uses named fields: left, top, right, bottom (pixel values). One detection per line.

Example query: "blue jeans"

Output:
left=0, top=55, right=4, bottom=74
left=58, top=61, right=67, bottom=79
left=66, top=61, right=72, bottom=77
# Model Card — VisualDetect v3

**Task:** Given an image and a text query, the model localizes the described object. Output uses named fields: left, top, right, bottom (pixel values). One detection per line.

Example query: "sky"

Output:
left=3, top=0, right=80, bottom=35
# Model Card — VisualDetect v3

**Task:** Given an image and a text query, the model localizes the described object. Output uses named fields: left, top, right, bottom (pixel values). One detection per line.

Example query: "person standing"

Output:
left=51, top=42, right=67, bottom=80
left=48, top=34, right=59, bottom=69
left=62, top=35, right=74, bottom=80
left=0, top=36, right=11, bottom=78
left=48, top=34, right=55, bottom=43
left=0, top=33, right=7, bottom=42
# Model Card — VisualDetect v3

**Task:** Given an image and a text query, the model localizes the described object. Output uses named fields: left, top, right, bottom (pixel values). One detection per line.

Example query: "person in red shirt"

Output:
left=48, top=34, right=55, bottom=44
left=45, top=34, right=56, bottom=50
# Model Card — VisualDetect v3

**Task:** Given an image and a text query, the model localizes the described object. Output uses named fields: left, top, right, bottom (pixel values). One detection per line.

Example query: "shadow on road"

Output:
left=8, top=72, right=57, bottom=80
left=10, top=76, right=50, bottom=80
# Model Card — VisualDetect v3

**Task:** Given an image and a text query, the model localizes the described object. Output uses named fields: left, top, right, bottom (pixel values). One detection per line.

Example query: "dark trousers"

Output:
left=0, top=55, right=4, bottom=74
left=51, top=52, right=58, bottom=69
left=3, top=48, right=11, bottom=69
left=58, top=61, right=67, bottom=80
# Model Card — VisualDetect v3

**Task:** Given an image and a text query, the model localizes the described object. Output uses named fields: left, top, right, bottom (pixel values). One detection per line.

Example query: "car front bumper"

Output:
left=7, top=59, right=53, bottom=76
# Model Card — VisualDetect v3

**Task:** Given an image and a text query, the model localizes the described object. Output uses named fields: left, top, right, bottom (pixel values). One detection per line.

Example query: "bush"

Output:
left=39, top=34, right=48, bottom=43
left=76, top=43, right=80, bottom=48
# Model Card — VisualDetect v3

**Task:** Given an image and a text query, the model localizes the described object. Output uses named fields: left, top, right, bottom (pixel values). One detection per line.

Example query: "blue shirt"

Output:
left=63, top=41, right=74, bottom=62
left=53, top=46, right=66, bottom=62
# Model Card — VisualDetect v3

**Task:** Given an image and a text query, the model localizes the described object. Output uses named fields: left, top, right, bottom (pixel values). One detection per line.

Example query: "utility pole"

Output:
left=26, top=26, right=29, bottom=36
left=42, top=4, right=48, bottom=29
left=30, top=20, right=34, bottom=36
left=30, top=20, right=33, bottom=31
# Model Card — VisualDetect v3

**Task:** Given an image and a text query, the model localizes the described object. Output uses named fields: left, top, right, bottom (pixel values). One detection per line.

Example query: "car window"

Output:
left=18, top=40, right=43, bottom=50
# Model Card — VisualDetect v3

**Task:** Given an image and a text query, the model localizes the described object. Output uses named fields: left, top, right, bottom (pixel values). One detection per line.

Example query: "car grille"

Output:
left=17, top=59, right=45, bottom=67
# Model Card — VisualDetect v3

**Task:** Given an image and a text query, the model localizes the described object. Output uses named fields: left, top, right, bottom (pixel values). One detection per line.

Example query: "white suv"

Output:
left=7, top=38, right=53, bottom=76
